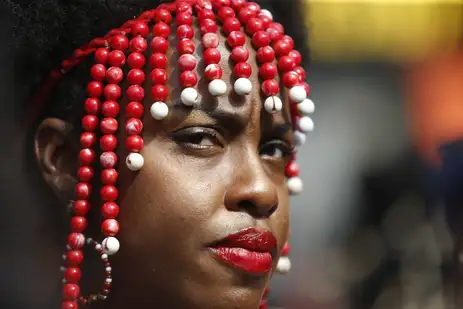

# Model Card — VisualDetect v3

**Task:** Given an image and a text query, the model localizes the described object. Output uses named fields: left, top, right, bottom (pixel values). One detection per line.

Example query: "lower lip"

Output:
left=209, top=247, right=273, bottom=275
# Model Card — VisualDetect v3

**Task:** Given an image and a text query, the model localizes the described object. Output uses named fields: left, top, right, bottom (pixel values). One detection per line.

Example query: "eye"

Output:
left=259, top=140, right=294, bottom=160
left=170, top=127, right=224, bottom=150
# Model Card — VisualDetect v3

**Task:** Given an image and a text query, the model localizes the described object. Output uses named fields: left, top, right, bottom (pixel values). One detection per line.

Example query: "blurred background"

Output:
left=270, top=1, right=463, bottom=308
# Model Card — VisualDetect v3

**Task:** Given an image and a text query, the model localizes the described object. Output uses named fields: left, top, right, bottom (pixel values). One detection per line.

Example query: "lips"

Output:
left=209, top=227, right=277, bottom=275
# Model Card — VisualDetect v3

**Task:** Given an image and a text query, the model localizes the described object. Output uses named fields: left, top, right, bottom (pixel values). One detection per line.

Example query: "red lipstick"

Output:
left=209, top=228, right=277, bottom=275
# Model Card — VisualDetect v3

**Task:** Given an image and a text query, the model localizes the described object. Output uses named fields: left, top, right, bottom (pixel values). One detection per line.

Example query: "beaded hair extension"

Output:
left=26, top=1, right=315, bottom=307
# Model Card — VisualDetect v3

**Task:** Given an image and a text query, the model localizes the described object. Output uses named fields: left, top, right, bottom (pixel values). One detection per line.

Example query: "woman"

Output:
left=5, top=0, right=313, bottom=308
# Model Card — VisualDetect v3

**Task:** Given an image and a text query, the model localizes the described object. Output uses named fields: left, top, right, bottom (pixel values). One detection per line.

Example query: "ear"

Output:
left=35, top=118, right=79, bottom=203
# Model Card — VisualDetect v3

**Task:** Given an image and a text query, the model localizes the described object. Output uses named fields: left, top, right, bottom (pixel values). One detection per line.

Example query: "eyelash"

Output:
left=172, top=127, right=294, bottom=159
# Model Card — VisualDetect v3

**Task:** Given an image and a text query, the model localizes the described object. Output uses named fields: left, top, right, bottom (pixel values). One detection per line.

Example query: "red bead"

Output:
left=238, top=7, right=256, bottom=24
left=176, top=25, right=194, bottom=39
left=130, top=37, right=148, bottom=53
left=151, top=84, right=168, bottom=101
left=200, top=19, right=217, bottom=35
left=64, top=267, right=82, bottom=284
left=246, top=17, right=263, bottom=35
left=82, top=115, right=98, bottom=131
left=211, top=0, right=230, bottom=9
left=177, top=2, right=192, bottom=14
left=101, top=169, right=118, bottom=185
left=288, top=50, right=302, bottom=65
left=258, top=15, right=272, bottom=29
left=150, top=68, right=168, bottom=84
left=150, top=53, right=168, bottom=68
left=273, top=39, right=292, bottom=57
left=205, top=64, right=223, bottom=81
left=108, top=50, right=126, bottom=67
left=101, top=100, right=120, bottom=117
left=126, top=118, right=143, bottom=135
left=218, top=6, right=235, bottom=21
left=178, top=54, right=197, bottom=71
left=153, top=22, right=170, bottom=38
left=179, top=71, right=198, bottom=87
left=79, top=148, right=95, bottom=165
left=101, top=185, right=118, bottom=202
left=223, top=17, right=241, bottom=35
left=177, top=39, right=195, bottom=54
left=150, top=36, right=168, bottom=53
left=231, top=46, right=249, bottom=62
left=270, top=22, right=284, bottom=34
left=283, top=71, right=301, bottom=88
left=70, top=216, right=87, bottom=233
left=104, top=84, right=122, bottom=101
left=266, top=27, right=282, bottom=43
left=63, top=283, right=80, bottom=301
left=259, top=299, right=268, bottom=309
left=84, top=98, right=100, bottom=115
left=131, top=21, right=149, bottom=37
left=105, top=67, right=124, bottom=84
left=285, top=161, right=299, bottom=177
left=281, top=241, right=291, bottom=255
left=128, top=52, right=146, bottom=69
left=252, top=30, right=270, bottom=48
left=293, top=66, right=306, bottom=80
left=281, top=35, right=295, bottom=49
left=202, top=33, right=219, bottom=49
left=77, top=166, right=94, bottom=182
left=127, top=69, right=145, bottom=85
left=67, top=233, right=85, bottom=250
left=125, top=135, right=144, bottom=152
left=87, top=81, right=103, bottom=98
left=111, top=35, right=129, bottom=51
left=203, top=48, right=221, bottom=65
left=127, top=85, right=145, bottom=102
left=259, top=62, right=277, bottom=80
left=230, top=0, right=246, bottom=10
left=100, top=118, right=118, bottom=134
left=66, top=250, right=84, bottom=266
left=100, top=134, right=117, bottom=151
left=256, top=46, right=275, bottom=63
left=155, top=9, right=172, bottom=24
left=126, top=101, right=144, bottom=118
left=261, top=79, right=280, bottom=96
left=73, top=200, right=89, bottom=216
left=198, top=8, right=215, bottom=21
left=95, top=48, right=109, bottom=64
left=176, top=12, right=193, bottom=25
left=227, top=31, right=246, bottom=47
left=62, top=301, right=78, bottom=309
left=101, top=202, right=120, bottom=219
left=90, top=64, right=106, bottom=81
left=80, top=132, right=96, bottom=148
left=278, top=55, right=296, bottom=72
left=246, top=2, right=261, bottom=13
left=263, top=287, right=270, bottom=297
left=234, top=62, right=252, bottom=78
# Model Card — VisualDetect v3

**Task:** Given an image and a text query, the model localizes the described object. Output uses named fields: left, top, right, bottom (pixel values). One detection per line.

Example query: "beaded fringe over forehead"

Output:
left=43, top=0, right=316, bottom=308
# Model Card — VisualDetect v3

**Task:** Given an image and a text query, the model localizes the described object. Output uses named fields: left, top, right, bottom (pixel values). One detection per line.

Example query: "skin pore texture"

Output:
left=32, top=11, right=294, bottom=309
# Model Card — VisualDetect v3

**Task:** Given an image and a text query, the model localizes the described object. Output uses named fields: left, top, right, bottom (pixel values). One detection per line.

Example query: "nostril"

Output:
left=267, top=205, right=277, bottom=217
left=237, top=200, right=277, bottom=218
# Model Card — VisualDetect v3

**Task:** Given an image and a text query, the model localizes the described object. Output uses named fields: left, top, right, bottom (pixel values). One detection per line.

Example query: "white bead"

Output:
left=264, top=96, right=283, bottom=113
left=276, top=256, right=291, bottom=274
left=287, top=177, right=303, bottom=195
left=60, top=266, right=66, bottom=272
left=126, top=153, right=144, bottom=171
left=101, top=253, right=108, bottom=260
left=297, top=116, right=314, bottom=133
left=102, top=236, right=120, bottom=255
left=105, top=267, right=112, bottom=272
left=62, top=254, right=67, bottom=260
left=95, top=244, right=102, bottom=250
left=105, top=278, right=112, bottom=283
left=289, top=86, right=307, bottom=103
left=259, top=9, right=273, bottom=20
left=208, top=79, right=227, bottom=96
left=181, top=87, right=198, bottom=106
left=150, top=101, right=169, bottom=120
left=234, top=78, right=252, bottom=96
left=86, top=237, right=93, bottom=244
left=66, top=245, right=71, bottom=250
left=294, top=131, right=306, bottom=147
left=62, top=279, right=67, bottom=284
left=298, top=98, right=315, bottom=115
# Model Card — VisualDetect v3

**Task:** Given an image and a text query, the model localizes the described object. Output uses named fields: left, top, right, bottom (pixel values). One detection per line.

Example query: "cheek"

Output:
left=274, top=188, right=290, bottom=249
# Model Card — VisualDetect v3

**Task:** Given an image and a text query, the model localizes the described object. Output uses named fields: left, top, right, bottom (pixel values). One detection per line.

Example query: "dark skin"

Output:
left=34, top=27, right=293, bottom=309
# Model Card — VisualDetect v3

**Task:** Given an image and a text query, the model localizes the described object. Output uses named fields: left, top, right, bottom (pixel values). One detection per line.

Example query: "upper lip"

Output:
left=210, top=227, right=277, bottom=256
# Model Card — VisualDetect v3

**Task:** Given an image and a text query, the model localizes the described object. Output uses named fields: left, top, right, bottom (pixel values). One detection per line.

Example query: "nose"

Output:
left=224, top=153, right=279, bottom=219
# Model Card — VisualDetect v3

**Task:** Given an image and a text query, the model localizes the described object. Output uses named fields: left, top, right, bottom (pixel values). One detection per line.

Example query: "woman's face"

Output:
left=36, top=28, right=293, bottom=309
